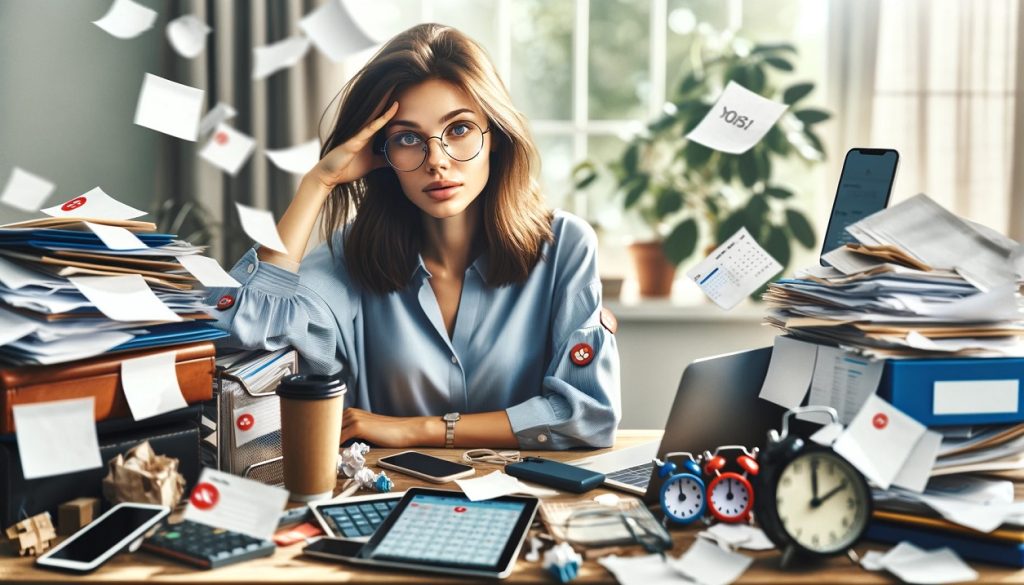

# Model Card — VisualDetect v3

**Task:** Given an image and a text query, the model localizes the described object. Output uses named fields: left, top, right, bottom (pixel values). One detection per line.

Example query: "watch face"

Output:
left=661, top=474, right=705, bottom=523
left=707, top=473, right=753, bottom=521
left=775, top=451, right=870, bottom=554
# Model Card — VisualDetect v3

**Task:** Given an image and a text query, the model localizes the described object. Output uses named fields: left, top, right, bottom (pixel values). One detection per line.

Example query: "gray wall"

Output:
left=0, top=0, right=166, bottom=224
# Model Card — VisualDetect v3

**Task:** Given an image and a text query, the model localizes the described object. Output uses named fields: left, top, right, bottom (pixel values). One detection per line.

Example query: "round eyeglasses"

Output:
left=383, top=120, right=490, bottom=172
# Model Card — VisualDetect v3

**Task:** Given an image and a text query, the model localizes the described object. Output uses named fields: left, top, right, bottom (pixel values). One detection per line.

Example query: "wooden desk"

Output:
left=1, top=430, right=1020, bottom=583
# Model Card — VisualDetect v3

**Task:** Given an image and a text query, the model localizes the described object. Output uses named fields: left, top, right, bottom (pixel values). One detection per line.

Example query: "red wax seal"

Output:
left=215, top=131, right=229, bottom=145
left=872, top=413, right=889, bottom=430
left=190, top=482, right=220, bottom=510
left=61, top=196, right=87, bottom=211
left=216, top=294, right=235, bottom=310
left=570, top=343, right=595, bottom=366
left=453, top=506, right=467, bottom=513
left=236, top=413, right=254, bottom=431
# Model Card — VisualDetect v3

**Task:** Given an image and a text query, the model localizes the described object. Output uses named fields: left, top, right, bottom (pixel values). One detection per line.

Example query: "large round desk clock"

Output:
left=754, top=406, right=872, bottom=567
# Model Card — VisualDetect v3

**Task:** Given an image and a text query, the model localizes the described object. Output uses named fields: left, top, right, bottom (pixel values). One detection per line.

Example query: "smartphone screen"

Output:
left=378, top=451, right=473, bottom=478
left=820, top=148, right=899, bottom=263
left=38, top=505, right=166, bottom=569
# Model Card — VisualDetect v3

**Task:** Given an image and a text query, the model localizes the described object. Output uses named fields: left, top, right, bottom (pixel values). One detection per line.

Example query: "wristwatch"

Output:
left=443, top=412, right=461, bottom=448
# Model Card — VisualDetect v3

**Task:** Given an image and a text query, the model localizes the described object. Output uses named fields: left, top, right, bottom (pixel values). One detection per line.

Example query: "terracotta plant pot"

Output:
left=628, top=241, right=676, bottom=297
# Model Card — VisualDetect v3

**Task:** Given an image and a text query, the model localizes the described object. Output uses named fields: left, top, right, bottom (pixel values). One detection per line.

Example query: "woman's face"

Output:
left=384, top=79, right=492, bottom=220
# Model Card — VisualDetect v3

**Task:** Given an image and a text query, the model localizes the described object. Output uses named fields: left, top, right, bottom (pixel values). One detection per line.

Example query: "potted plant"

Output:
left=575, top=30, right=827, bottom=298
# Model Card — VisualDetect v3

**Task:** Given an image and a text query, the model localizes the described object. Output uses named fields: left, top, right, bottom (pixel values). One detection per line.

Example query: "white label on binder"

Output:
left=933, top=379, right=1018, bottom=415
left=232, top=397, right=280, bottom=448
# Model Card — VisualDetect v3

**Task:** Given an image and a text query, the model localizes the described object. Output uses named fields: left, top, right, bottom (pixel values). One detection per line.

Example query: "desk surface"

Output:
left=1, top=430, right=1020, bottom=584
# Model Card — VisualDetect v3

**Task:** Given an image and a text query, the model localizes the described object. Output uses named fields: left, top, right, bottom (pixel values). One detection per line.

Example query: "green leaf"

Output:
left=751, top=42, right=798, bottom=55
left=795, top=108, right=832, bottom=125
left=682, top=105, right=712, bottom=134
left=756, top=147, right=772, bottom=179
left=747, top=65, right=767, bottom=94
left=782, top=82, right=814, bottom=105
left=622, top=143, right=640, bottom=173
left=718, top=155, right=734, bottom=183
left=763, top=56, right=794, bottom=71
left=786, top=209, right=816, bottom=248
left=664, top=218, right=699, bottom=265
left=762, top=224, right=792, bottom=270
left=648, top=113, right=677, bottom=132
left=738, top=150, right=759, bottom=188
left=575, top=172, right=597, bottom=190
left=803, top=128, right=826, bottom=157
left=716, top=210, right=747, bottom=244
left=655, top=190, right=684, bottom=218
left=764, top=186, right=794, bottom=199
left=684, top=142, right=713, bottom=169
left=745, top=194, right=769, bottom=225
left=705, top=196, right=720, bottom=217
left=765, top=125, right=790, bottom=155
left=622, top=175, right=649, bottom=209
left=678, top=72, right=702, bottom=96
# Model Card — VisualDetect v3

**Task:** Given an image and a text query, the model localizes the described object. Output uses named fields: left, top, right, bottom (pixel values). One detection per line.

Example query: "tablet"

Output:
left=309, top=491, right=405, bottom=541
left=307, top=487, right=539, bottom=579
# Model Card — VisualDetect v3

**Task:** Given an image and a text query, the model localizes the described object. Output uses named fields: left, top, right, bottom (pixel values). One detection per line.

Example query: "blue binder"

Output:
left=878, top=357, right=1024, bottom=426
left=867, top=520, right=1024, bottom=568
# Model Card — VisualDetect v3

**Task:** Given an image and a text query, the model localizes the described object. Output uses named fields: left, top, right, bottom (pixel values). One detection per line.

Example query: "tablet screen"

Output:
left=367, top=493, right=528, bottom=569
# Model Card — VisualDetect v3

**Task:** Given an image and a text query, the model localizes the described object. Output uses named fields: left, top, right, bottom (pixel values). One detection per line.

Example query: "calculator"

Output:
left=142, top=520, right=276, bottom=569
left=309, top=492, right=405, bottom=541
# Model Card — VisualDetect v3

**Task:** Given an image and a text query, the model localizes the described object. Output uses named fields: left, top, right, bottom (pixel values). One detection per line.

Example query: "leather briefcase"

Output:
left=0, top=341, right=215, bottom=433
left=0, top=416, right=202, bottom=527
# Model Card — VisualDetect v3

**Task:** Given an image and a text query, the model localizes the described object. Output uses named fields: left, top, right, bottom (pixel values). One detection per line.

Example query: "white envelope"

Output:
left=69, top=274, right=182, bottom=323
left=166, top=14, right=211, bottom=58
left=833, top=394, right=926, bottom=489
left=234, top=202, right=288, bottom=254
left=92, top=0, right=157, bottom=39
left=685, top=81, right=788, bottom=154
left=0, top=167, right=55, bottom=212
left=134, top=73, right=205, bottom=141
left=199, top=124, right=256, bottom=175
left=184, top=468, right=289, bottom=541
left=177, top=254, right=241, bottom=287
left=264, top=139, right=320, bottom=175
left=252, top=36, right=311, bottom=81
left=298, top=0, right=377, bottom=62
left=41, top=186, right=147, bottom=220
left=198, top=102, right=238, bottom=139
left=85, top=221, right=148, bottom=250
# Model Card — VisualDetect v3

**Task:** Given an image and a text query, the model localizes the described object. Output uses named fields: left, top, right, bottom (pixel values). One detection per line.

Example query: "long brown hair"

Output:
left=319, top=24, right=553, bottom=294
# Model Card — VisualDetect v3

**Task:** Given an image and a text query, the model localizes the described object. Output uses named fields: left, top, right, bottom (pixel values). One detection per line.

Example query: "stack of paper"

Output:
left=0, top=198, right=229, bottom=365
left=764, top=194, right=1024, bottom=360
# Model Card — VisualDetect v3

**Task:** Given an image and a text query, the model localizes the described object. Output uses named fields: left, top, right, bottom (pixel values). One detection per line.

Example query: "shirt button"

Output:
left=216, top=294, right=235, bottom=311
left=450, top=355, right=458, bottom=364
left=537, top=434, right=548, bottom=443
left=246, top=263, right=254, bottom=274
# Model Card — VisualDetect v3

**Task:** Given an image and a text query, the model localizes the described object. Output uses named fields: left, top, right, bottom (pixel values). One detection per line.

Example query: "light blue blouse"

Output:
left=207, top=210, right=620, bottom=449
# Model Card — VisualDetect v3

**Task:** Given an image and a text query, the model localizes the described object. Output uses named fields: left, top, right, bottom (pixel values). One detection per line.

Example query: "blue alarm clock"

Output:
left=656, top=451, right=706, bottom=525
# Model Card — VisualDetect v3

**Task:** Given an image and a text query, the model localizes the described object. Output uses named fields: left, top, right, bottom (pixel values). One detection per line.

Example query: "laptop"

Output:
left=572, top=346, right=813, bottom=503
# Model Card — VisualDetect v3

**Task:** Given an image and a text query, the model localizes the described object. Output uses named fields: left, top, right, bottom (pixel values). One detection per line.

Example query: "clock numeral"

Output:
left=846, top=497, right=855, bottom=510
left=781, top=476, right=791, bottom=487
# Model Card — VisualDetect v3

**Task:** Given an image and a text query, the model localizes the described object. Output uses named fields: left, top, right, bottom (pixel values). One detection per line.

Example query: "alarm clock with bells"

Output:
left=701, top=446, right=759, bottom=523
left=754, top=405, right=872, bottom=567
left=655, top=452, right=706, bottom=525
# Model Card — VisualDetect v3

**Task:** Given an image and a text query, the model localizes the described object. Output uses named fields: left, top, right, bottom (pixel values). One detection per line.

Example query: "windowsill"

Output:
left=603, top=280, right=769, bottom=322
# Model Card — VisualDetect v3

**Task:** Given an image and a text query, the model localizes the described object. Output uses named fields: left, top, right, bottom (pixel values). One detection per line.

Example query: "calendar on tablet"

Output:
left=686, top=227, right=783, bottom=310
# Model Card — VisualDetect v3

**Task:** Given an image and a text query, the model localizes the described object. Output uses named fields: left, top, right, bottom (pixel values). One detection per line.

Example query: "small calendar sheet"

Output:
left=686, top=227, right=782, bottom=309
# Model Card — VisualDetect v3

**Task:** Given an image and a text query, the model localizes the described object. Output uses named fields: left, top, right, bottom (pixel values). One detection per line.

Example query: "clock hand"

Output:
left=811, top=480, right=848, bottom=508
left=810, top=458, right=820, bottom=502
left=726, top=478, right=734, bottom=501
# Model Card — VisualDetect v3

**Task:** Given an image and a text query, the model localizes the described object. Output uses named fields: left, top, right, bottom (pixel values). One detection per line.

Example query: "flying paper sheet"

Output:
left=686, top=227, right=783, bottom=310
left=199, top=124, right=256, bottom=176
left=265, top=139, right=320, bottom=175
left=298, top=0, right=377, bottom=62
left=41, top=187, right=147, bottom=220
left=121, top=351, right=188, bottom=420
left=252, top=35, right=311, bottom=81
left=758, top=336, right=817, bottom=409
left=177, top=254, right=240, bottom=287
left=85, top=221, right=148, bottom=251
left=184, top=468, right=289, bottom=541
left=134, top=73, right=205, bottom=141
left=0, top=167, right=55, bottom=212
left=92, top=0, right=157, bottom=39
left=685, top=81, right=788, bottom=154
left=69, top=274, right=182, bottom=322
left=13, top=398, right=103, bottom=480
left=833, top=394, right=926, bottom=489
left=198, top=102, right=238, bottom=139
left=166, top=14, right=211, bottom=58
left=235, top=202, right=288, bottom=254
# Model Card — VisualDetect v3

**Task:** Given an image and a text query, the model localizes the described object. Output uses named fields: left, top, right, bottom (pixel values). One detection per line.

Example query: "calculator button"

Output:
left=164, top=531, right=180, bottom=540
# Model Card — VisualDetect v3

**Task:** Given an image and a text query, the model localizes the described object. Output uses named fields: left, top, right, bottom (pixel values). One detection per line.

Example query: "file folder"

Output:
left=878, top=357, right=1024, bottom=426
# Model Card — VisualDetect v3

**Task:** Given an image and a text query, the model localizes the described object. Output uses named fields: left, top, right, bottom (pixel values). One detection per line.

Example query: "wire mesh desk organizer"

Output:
left=539, top=497, right=672, bottom=557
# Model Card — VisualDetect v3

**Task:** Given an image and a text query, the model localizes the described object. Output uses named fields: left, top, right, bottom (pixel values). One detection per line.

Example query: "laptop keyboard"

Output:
left=606, top=461, right=654, bottom=489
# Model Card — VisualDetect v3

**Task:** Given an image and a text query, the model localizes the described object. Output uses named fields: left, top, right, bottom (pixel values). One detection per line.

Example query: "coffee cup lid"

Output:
left=276, top=372, right=346, bottom=400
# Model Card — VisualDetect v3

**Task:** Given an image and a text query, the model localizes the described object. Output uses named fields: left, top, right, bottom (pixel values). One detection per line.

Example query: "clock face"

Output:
left=661, top=475, right=705, bottom=522
left=707, top=473, right=753, bottom=521
left=774, top=451, right=870, bottom=554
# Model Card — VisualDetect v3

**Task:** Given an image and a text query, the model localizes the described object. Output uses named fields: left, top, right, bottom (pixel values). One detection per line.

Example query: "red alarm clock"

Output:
left=702, top=445, right=760, bottom=524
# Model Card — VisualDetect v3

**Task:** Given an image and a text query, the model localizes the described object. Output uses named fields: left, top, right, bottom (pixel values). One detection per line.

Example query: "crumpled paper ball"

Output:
left=340, top=442, right=370, bottom=477
left=102, top=441, right=185, bottom=507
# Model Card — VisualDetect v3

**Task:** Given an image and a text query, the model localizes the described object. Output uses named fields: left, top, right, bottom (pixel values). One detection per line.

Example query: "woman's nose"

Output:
left=424, top=138, right=450, bottom=170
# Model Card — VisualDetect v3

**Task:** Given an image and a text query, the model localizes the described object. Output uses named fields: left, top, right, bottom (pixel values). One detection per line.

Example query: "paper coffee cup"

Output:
left=277, top=373, right=346, bottom=502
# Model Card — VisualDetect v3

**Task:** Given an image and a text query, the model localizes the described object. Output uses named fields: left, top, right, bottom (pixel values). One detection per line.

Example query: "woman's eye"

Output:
left=447, top=123, right=471, bottom=137
left=396, top=133, right=421, bottom=146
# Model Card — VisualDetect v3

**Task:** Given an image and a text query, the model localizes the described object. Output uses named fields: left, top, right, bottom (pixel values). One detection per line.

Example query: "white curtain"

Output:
left=870, top=0, right=1022, bottom=238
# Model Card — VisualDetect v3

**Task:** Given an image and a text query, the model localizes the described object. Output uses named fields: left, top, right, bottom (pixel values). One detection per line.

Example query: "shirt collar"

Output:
left=408, top=251, right=489, bottom=284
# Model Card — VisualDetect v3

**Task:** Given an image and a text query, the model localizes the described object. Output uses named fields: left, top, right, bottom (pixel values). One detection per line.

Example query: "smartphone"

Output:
left=377, top=451, right=475, bottom=483
left=35, top=503, right=169, bottom=573
left=820, top=148, right=899, bottom=264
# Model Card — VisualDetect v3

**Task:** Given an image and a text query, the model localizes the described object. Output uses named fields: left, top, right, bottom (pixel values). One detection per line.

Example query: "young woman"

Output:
left=209, top=23, right=620, bottom=450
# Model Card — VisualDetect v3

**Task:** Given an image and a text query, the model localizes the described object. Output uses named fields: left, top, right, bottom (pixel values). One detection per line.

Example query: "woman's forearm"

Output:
left=417, top=411, right=519, bottom=449
left=256, top=174, right=332, bottom=271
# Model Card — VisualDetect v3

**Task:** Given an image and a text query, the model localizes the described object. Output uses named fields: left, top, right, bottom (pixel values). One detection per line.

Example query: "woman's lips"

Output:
left=424, top=184, right=461, bottom=201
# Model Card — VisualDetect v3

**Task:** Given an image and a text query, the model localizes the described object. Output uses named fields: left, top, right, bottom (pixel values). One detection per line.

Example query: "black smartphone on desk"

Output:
left=35, top=503, right=169, bottom=573
left=820, top=148, right=899, bottom=264
left=377, top=451, right=475, bottom=483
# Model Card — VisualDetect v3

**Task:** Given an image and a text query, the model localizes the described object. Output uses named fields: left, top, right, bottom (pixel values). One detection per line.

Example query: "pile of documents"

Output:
left=0, top=192, right=229, bottom=365
left=764, top=193, right=1024, bottom=359
left=760, top=193, right=1024, bottom=566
